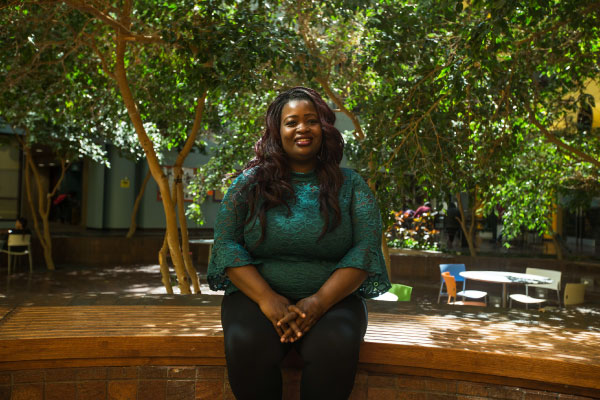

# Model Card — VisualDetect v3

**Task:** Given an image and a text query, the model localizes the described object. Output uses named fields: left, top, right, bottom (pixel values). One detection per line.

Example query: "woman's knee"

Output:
left=301, top=323, right=362, bottom=363
left=222, top=292, right=284, bottom=364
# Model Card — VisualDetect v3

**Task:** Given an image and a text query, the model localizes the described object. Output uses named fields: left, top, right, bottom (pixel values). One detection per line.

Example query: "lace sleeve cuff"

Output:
left=334, top=247, right=391, bottom=298
left=206, top=242, right=257, bottom=291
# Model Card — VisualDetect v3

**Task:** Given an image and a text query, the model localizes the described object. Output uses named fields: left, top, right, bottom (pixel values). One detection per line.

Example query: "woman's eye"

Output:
left=286, top=121, right=297, bottom=127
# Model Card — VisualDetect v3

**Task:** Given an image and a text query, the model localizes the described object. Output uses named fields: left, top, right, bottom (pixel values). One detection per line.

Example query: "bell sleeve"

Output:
left=335, top=171, right=391, bottom=298
left=207, top=171, right=257, bottom=292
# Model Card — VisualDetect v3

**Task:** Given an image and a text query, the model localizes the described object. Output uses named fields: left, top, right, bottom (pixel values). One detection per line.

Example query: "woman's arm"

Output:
left=226, top=265, right=303, bottom=342
left=282, top=267, right=367, bottom=338
left=280, top=171, right=389, bottom=340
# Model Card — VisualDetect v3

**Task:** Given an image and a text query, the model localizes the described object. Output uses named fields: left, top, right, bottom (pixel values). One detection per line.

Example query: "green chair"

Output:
left=388, top=283, right=412, bottom=301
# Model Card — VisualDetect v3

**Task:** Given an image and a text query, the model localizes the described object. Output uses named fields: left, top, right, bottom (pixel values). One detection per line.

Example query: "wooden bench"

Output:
left=0, top=298, right=599, bottom=399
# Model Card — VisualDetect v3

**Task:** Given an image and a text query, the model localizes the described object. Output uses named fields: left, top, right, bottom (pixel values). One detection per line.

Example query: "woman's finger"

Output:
left=277, top=311, right=298, bottom=327
left=280, top=325, right=294, bottom=343
left=298, top=316, right=316, bottom=333
left=275, top=323, right=285, bottom=338
left=269, top=317, right=285, bottom=338
left=288, top=320, right=303, bottom=339
left=287, top=304, right=306, bottom=319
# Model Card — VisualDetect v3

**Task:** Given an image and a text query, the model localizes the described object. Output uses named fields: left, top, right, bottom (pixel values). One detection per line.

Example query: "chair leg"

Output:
left=437, top=282, right=445, bottom=304
left=6, top=254, right=10, bottom=275
left=28, top=252, right=33, bottom=273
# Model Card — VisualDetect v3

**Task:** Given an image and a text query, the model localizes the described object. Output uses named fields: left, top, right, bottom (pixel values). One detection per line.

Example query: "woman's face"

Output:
left=279, top=99, right=322, bottom=173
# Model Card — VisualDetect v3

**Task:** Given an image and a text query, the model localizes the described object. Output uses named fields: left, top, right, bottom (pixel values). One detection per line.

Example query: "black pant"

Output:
left=221, top=291, right=368, bottom=400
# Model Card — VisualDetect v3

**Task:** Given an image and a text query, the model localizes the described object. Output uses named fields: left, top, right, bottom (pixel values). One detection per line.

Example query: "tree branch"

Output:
left=64, top=0, right=131, bottom=34
left=64, top=0, right=163, bottom=44
left=175, top=90, right=208, bottom=168
left=83, top=32, right=116, bottom=80
left=514, top=1, right=600, bottom=47
left=524, top=102, right=600, bottom=169
left=315, top=76, right=365, bottom=141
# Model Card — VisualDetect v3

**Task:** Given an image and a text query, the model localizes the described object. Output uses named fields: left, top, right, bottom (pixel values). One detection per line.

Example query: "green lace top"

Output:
left=207, top=167, right=391, bottom=300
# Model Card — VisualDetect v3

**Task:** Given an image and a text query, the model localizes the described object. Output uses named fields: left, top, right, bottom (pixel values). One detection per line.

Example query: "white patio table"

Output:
left=459, top=271, right=552, bottom=308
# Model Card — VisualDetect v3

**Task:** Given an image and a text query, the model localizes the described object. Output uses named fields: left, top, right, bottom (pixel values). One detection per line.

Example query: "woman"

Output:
left=207, top=87, right=390, bottom=399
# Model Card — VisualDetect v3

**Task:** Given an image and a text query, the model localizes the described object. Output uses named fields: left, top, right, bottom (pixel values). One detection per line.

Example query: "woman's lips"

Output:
left=295, top=138, right=312, bottom=146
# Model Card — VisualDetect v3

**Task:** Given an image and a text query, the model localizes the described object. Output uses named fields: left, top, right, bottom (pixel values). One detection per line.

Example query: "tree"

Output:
left=188, top=0, right=600, bottom=262
left=346, top=0, right=600, bottom=256
left=5, top=0, right=299, bottom=293
left=0, top=3, right=135, bottom=270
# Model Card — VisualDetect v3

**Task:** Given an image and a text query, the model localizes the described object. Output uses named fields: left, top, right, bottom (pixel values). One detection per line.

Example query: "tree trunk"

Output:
left=174, top=167, right=201, bottom=293
left=126, top=169, right=151, bottom=239
left=170, top=90, right=207, bottom=294
left=380, top=233, right=392, bottom=281
left=23, top=159, right=55, bottom=270
left=158, top=234, right=174, bottom=294
left=456, top=193, right=477, bottom=257
left=20, top=137, right=68, bottom=271
left=113, top=1, right=191, bottom=294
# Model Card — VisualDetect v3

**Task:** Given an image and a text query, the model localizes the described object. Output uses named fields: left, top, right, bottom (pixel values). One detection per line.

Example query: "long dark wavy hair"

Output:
left=240, top=86, right=345, bottom=243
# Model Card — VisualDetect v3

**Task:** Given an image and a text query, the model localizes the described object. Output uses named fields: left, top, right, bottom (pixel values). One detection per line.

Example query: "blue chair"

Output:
left=438, top=264, right=466, bottom=304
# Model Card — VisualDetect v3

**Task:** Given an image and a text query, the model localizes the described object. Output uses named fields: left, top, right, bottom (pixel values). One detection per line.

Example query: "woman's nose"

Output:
left=296, top=122, right=309, bottom=132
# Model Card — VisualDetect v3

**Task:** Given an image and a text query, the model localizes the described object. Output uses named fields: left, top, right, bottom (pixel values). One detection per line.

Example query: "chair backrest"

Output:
left=564, top=283, right=586, bottom=306
left=7, top=234, right=31, bottom=247
left=389, top=283, right=412, bottom=301
left=441, top=272, right=457, bottom=303
left=525, top=267, right=561, bottom=290
left=439, top=264, right=466, bottom=283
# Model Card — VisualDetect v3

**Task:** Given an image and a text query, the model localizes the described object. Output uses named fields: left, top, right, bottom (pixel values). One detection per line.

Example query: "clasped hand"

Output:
left=259, top=293, right=325, bottom=343
left=278, top=295, right=326, bottom=343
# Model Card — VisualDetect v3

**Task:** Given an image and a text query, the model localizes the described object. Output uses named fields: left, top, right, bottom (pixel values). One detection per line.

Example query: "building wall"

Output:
left=136, top=149, right=221, bottom=229
left=83, top=146, right=221, bottom=230
left=103, top=151, right=137, bottom=229
left=85, top=158, right=106, bottom=229
left=587, top=79, right=600, bottom=128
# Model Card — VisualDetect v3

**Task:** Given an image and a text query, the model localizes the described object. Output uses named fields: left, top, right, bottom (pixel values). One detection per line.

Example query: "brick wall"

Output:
left=0, top=366, right=593, bottom=400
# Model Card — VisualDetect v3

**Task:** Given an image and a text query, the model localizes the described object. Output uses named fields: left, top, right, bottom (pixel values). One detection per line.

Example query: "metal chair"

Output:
left=441, top=272, right=487, bottom=306
left=509, top=268, right=562, bottom=309
left=438, top=264, right=466, bottom=303
left=1, top=233, right=33, bottom=275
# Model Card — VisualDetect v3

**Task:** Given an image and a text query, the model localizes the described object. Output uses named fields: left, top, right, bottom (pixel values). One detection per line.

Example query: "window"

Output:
left=0, top=136, right=22, bottom=220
